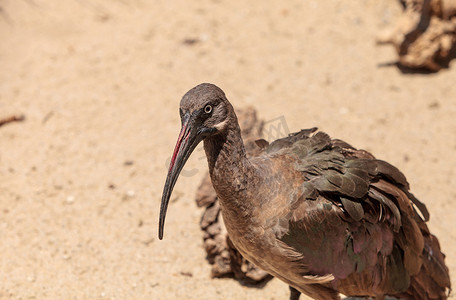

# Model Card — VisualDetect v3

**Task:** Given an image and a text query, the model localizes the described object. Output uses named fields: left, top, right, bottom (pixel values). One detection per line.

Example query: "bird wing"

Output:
left=261, top=129, right=443, bottom=295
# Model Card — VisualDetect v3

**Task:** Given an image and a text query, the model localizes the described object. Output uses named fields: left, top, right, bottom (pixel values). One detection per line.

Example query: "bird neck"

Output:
left=203, top=117, right=257, bottom=219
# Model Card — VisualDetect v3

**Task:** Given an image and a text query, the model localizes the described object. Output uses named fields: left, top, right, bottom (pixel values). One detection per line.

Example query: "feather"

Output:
left=345, top=166, right=368, bottom=180
left=388, top=246, right=411, bottom=293
left=311, top=176, right=339, bottom=192
left=299, top=182, right=318, bottom=201
left=255, top=139, right=269, bottom=149
left=346, top=173, right=370, bottom=198
left=422, top=235, right=451, bottom=287
left=368, top=188, right=402, bottom=231
left=331, top=139, right=355, bottom=150
left=345, top=159, right=377, bottom=174
left=340, top=197, right=364, bottom=222
left=267, top=140, right=293, bottom=153
left=375, top=160, right=409, bottom=188
left=372, top=181, right=413, bottom=216
left=406, top=191, right=430, bottom=222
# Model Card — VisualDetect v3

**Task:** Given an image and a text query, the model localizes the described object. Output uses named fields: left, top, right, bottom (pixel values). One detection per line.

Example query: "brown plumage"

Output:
left=159, top=83, right=451, bottom=299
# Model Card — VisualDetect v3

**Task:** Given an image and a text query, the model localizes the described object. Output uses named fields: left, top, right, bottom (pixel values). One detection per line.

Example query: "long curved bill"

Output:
left=159, top=114, right=200, bottom=240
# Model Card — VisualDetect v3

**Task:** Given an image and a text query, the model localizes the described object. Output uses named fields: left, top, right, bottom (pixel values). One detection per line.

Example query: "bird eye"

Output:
left=204, top=104, right=212, bottom=114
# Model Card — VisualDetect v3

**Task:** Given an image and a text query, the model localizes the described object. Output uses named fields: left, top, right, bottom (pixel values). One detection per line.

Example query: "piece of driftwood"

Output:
left=378, top=0, right=456, bottom=71
left=195, top=107, right=272, bottom=284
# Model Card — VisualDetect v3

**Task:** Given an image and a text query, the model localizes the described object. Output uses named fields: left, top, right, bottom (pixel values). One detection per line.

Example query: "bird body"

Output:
left=159, top=83, right=450, bottom=299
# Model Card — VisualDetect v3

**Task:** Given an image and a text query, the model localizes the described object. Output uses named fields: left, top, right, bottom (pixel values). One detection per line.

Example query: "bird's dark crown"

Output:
left=180, top=83, right=226, bottom=113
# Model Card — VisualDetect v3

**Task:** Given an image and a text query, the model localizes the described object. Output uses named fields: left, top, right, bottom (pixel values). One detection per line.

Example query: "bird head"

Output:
left=159, top=83, right=230, bottom=239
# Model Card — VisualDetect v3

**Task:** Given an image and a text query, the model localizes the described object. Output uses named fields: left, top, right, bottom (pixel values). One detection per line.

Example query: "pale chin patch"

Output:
left=213, top=119, right=228, bottom=132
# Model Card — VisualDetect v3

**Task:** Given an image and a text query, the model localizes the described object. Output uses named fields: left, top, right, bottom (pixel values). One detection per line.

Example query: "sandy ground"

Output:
left=0, top=0, right=455, bottom=299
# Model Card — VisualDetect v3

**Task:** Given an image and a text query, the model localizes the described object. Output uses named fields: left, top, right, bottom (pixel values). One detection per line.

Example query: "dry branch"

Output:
left=378, top=0, right=456, bottom=71
left=0, top=114, right=25, bottom=127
